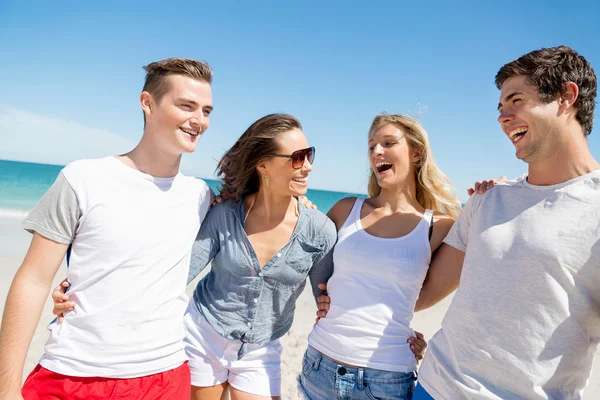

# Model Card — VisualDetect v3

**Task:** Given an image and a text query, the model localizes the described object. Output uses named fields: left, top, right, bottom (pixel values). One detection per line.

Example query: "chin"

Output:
left=290, top=188, right=308, bottom=197
left=179, top=143, right=198, bottom=154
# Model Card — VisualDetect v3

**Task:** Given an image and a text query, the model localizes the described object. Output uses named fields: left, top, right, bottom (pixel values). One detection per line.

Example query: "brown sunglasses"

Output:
left=272, top=146, right=316, bottom=169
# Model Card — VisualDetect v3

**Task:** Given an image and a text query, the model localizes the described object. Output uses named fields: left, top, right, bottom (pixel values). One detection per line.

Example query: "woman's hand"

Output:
left=408, top=331, right=428, bottom=363
left=51, top=279, right=75, bottom=322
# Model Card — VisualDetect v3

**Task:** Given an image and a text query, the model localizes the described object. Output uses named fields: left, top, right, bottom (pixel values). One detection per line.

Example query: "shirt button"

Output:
left=247, top=322, right=252, bottom=327
left=253, top=298, right=258, bottom=303
left=276, top=252, right=282, bottom=258
left=258, top=272, right=263, bottom=277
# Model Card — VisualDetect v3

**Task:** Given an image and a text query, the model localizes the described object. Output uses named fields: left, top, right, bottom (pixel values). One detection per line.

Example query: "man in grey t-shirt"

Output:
left=414, top=46, right=600, bottom=399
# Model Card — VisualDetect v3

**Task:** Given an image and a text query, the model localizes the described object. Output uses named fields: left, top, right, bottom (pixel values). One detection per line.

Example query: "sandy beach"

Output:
left=1, top=214, right=598, bottom=399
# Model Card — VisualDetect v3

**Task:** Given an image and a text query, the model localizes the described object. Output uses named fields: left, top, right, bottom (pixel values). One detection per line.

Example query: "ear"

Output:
left=559, top=81, right=579, bottom=111
left=255, top=158, right=269, bottom=174
left=140, top=91, right=153, bottom=118
left=412, top=149, right=423, bottom=164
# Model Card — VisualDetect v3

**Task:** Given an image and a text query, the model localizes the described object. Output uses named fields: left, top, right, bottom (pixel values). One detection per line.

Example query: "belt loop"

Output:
left=357, top=368, right=365, bottom=391
left=313, top=352, right=322, bottom=371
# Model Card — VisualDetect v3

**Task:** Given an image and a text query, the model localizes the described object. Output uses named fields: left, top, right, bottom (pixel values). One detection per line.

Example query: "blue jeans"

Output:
left=298, top=346, right=416, bottom=400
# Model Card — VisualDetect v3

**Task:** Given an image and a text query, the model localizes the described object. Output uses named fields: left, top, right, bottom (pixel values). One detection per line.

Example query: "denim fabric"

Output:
left=298, top=346, right=416, bottom=400
left=188, top=199, right=337, bottom=358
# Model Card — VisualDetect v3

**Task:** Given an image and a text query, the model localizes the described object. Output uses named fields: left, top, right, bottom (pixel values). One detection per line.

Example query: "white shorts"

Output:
left=183, top=300, right=282, bottom=396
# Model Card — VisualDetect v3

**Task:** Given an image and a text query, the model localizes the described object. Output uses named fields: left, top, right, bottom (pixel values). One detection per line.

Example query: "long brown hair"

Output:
left=367, top=114, right=461, bottom=219
left=216, top=114, right=302, bottom=202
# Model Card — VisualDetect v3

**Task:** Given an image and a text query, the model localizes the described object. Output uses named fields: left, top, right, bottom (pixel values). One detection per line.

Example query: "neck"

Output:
left=120, top=133, right=182, bottom=178
left=527, top=129, right=600, bottom=186
left=375, top=177, right=422, bottom=212
left=250, top=189, right=296, bottom=222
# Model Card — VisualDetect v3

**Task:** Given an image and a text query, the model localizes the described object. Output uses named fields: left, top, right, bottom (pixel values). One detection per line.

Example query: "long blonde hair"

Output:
left=367, top=114, right=461, bottom=219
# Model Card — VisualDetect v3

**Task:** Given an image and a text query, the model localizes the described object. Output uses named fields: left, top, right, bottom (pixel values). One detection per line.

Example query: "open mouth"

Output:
left=292, top=177, right=308, bottom=185
left=180, top=127, right=200, bottom=139
left=508, top=126, right=528, bottom=145
left=375, top=161, right=393, bottom=173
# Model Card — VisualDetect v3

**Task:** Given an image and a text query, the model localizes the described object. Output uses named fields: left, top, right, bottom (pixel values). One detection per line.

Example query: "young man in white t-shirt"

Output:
left=414, top=46, right=600, bottom=399
left=0, top=58, right=215, bottom=400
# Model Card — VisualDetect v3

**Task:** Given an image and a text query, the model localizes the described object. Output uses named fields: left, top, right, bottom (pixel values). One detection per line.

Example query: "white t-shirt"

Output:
left=308, top=198, right=433, bottom=372
left=22, top=156, right=212, bottom=378
left=419, top=171, right=600, bottom=399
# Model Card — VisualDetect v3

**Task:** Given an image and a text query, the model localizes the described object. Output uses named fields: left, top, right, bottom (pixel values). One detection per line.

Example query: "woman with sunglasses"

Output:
left=298, top=114, right=463, bottom=400
left=178, top=113, right=338, bottom=400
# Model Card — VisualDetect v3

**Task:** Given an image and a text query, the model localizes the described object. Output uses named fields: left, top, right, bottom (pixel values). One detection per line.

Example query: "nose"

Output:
left=190, top=112, right=209, bottom=132
left=371, top=143, right=384, bottom=155
left=497, top=109, right=514, bottom=125
left=301, top=155, right=313, bottom=172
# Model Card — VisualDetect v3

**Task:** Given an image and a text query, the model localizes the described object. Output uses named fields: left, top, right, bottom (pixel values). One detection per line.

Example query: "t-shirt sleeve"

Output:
left=197, top=180, right=214, bottom=221
left=443, top=194, right=480, bottom=252
left=21, top=172, right=81, bottom=244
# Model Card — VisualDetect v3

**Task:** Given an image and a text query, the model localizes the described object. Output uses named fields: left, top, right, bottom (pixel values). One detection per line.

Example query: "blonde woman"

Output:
left=298, top=114, right=462, bottom=400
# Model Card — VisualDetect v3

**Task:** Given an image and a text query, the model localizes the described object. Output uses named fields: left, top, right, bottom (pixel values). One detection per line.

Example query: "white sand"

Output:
left=0, top=215, right=598, bottom=399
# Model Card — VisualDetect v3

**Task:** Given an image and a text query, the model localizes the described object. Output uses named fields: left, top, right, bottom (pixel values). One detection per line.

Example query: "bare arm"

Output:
left=415, top=243, right=465, bottom=311
left=0, top=233, right=68, bottom=397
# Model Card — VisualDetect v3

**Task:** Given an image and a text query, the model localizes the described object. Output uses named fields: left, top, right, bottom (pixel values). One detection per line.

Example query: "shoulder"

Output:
left=179, top=176, right=214, bottom=199
left=60, top=157, right=113, bottom=185
left=302, top=206, right=337, bottom=245
left=467, top=179, right=522, bottom=211
left=431, top=211, right=455, bottom=240
left=327, top=196, right=358, bottom=231
left=208, top=198, right=235, bottom=215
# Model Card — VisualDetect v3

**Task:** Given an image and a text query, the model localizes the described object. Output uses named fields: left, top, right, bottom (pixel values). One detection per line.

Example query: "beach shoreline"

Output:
left=1, top=214, right=598, bottom=399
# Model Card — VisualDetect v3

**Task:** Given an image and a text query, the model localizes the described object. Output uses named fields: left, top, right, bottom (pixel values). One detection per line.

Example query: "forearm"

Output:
left=415, top=280, right=459, bottom=311
left=0, top=270, right=53, bottom=392
left=309, top=252, right=334, bottom=302
left=414, top=244, right=464, bottom=312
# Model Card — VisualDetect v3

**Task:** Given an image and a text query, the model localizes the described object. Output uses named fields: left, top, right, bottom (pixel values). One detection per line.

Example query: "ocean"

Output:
left=0, top=159, right=362, bottom=218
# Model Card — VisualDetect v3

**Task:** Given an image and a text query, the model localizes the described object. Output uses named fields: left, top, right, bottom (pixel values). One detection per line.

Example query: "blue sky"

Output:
left=1, top=0, right=599, bottom=201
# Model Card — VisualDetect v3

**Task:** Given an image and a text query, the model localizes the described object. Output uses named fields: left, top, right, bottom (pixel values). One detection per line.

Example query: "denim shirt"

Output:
left=187, top=198, right=337, bottom=358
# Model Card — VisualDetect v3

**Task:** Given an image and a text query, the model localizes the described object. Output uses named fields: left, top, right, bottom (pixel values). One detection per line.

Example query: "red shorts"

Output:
left=22, top=362, right=191, bottom=400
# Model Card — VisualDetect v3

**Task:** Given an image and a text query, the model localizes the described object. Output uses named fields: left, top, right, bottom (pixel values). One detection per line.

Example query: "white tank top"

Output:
left=308, top=197, right=432, bottom=372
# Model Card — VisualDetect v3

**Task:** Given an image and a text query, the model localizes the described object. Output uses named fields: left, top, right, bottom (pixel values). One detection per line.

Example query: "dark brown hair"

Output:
left=495, top=46, right=597, bottom=135
left=217, top=114, right=302, bottom=201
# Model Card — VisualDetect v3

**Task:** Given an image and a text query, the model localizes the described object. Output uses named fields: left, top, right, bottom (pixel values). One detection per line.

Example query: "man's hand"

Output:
left=315, top=283, right=330, bottom=322
left=300, top=196, right=317, bottom=210
left=467, top=176, right=507, bottom=196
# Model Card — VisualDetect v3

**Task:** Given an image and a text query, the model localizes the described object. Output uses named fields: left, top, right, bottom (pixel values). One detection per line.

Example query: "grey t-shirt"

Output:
left=419, top=171, right=600, bottom=400
left=22, top=172, right=81, bottom=244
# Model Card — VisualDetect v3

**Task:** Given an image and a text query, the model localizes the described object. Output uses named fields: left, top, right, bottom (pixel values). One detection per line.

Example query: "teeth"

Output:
left=293, top=178, right=307, bottom=183
left=181, top=127, right=199, bottom=136
left=375, top=161, right=392, bottom=168
left=508, top=127, right=527, bottom=139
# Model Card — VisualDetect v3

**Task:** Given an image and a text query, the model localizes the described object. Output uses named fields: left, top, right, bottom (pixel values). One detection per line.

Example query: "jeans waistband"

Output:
left=305, top=346, right=416, bottom=385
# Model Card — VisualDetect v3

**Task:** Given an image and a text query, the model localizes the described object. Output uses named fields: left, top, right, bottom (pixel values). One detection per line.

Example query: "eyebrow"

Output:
left=176, top=98, right=213, bottom=111
left=497, top=92, right=524, bottom=111
left=368, top=133, right=403, bottom=143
